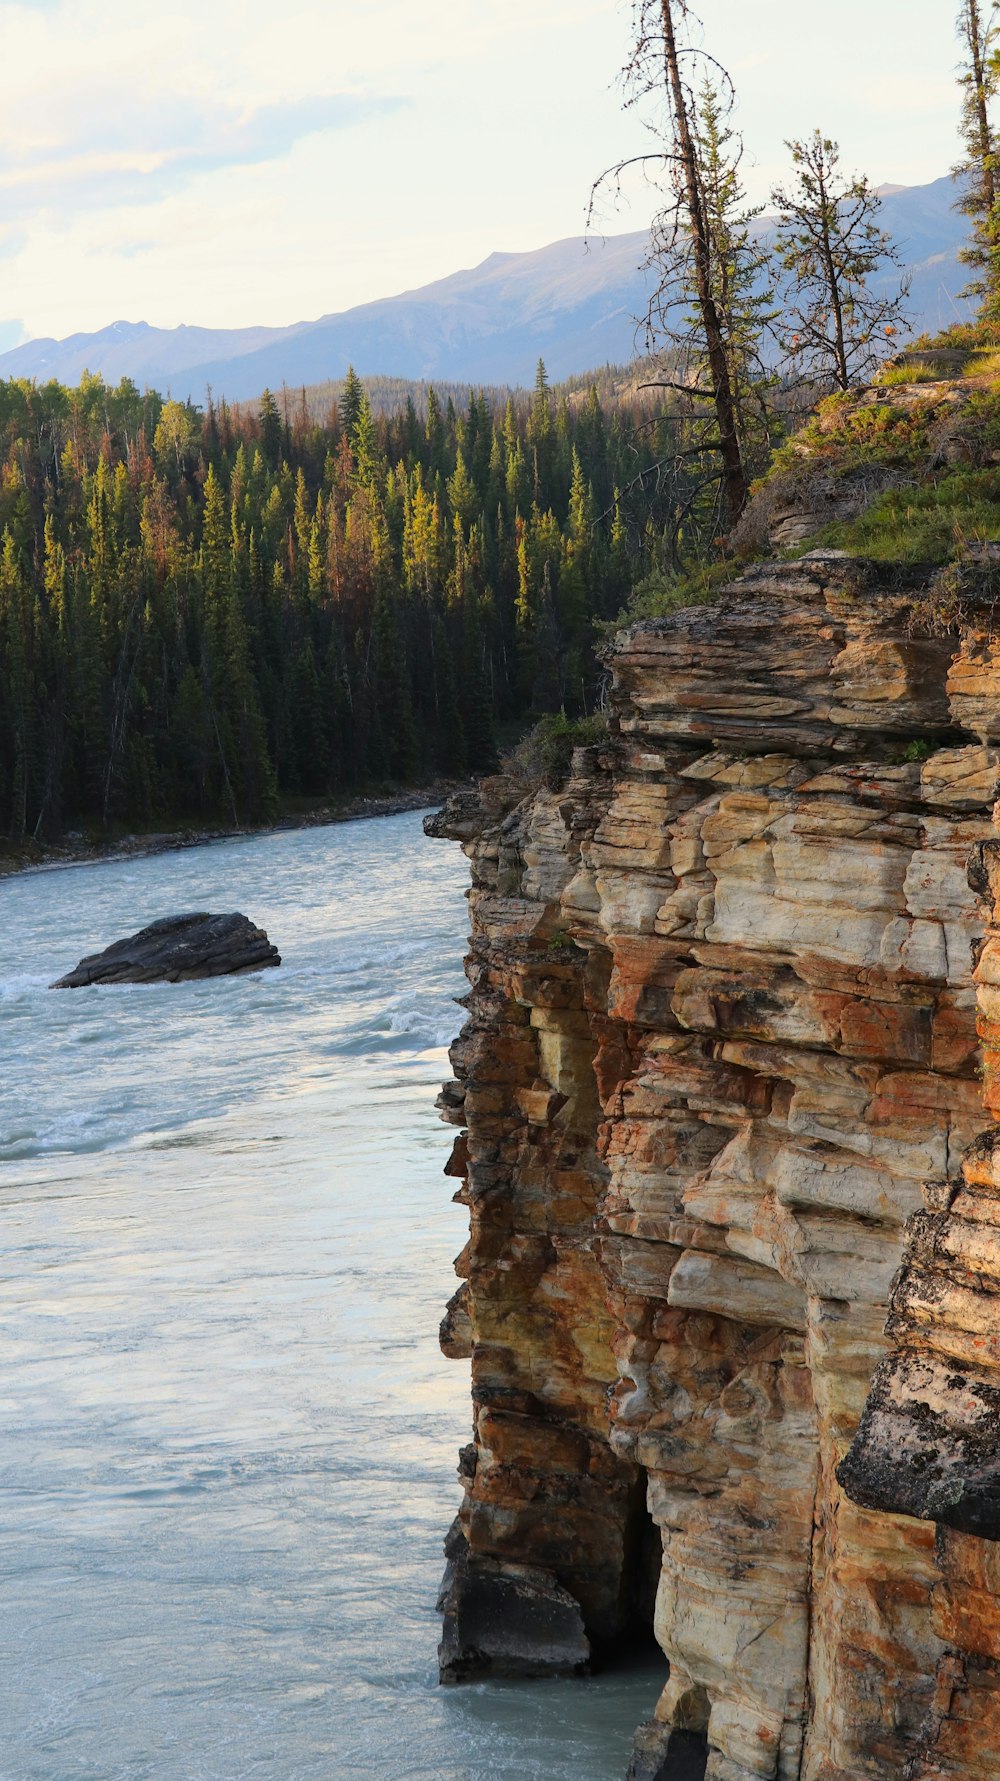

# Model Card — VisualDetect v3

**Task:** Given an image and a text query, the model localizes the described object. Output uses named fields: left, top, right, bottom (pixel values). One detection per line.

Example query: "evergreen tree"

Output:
left=258, top=389, right=283, bottom=466
left=447, top=450, right=478, bottom=532
left=596, top=0, right=750, bottom=521
left=692, top=83, right=776, bottom=462
left=340, top=368, right=365, bottom=446
left=370, top=590, right=417, bottom=780
left=955, top=0, right=1000, bottom=308
left=172, top=664, right=215, bottom=813
left=772, top=133, right=909, bottom=390
left=0, top=533, right=33, bottom=837
left=351, top=391, right=383, bottom=488
left=425, top=387, right=445, bottom=474
left=221, top=581, right=278, bottom=821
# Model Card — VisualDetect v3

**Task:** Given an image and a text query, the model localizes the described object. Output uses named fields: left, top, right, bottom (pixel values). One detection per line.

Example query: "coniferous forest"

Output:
left=5, top=0, right=992, bottom=845
left=0, top=362, right=690, bottom=839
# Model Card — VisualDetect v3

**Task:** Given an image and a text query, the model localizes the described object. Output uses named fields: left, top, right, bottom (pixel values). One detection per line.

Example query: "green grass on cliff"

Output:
left=766, top=386, right=942, bottom=478
left=597, top=557, right=738, bottom=633
left=608, top=329, right=1000, bottom=628
left=765, top=373, right=1000, bottom=566
left=875, top=362, right=943, bottom=386
left=818, top=467, right=1000, bottom=562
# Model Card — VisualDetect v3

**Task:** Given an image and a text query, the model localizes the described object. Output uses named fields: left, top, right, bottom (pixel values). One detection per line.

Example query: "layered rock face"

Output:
left=428, top=553, right=1000, bottom=1779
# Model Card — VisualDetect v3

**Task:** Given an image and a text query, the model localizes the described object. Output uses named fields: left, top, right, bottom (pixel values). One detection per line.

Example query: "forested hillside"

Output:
left=0, top=364, right=678, bottom=838
left=3, top=0, right=988, bottom=849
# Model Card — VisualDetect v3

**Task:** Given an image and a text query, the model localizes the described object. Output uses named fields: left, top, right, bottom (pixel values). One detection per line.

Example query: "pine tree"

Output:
left=198, top=466, right=239, bottom=820
left=772, top=133, right=909, bottom=390
left=39, top=515, right=70, bottom=832
left=308, top=505, right=327, bottom=602
left=221, top=572, right=277, bottom=822
left=691, top=82, right=776, bottom=464
left=447, top=449, right=478, bottom=532
left=171, top=664, right=215, bottom=813
left=956, top=0, right=1000, bottom=309
left=431, top=613, right=466, bottom=771
left=459, top=585, right=497, bottom=771
left=403, top=393, right=422, bottom=460
left=289, top=638, right=330, bottom=792
left=370, top=590, right=417, bottom=780
left=425, top=387, right=445, bottom=474
left=351, top=391, right=383, bottom=488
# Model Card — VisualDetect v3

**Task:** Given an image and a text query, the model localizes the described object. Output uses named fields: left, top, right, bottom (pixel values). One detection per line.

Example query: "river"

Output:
left=0, top=812, right=663, bottom=1780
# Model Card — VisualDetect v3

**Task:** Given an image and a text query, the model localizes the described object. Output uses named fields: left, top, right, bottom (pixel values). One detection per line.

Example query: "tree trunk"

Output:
left=968, top=0, right=997, bottom=215
left=659, top=0, right=747, bottom=523
left=816, top=162, right=849, bottom=390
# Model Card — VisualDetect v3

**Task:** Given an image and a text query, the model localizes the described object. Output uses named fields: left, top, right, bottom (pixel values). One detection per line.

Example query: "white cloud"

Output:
left=0, top=0, right=974, bottom=341
left=0, top=0, right=649, bottom=335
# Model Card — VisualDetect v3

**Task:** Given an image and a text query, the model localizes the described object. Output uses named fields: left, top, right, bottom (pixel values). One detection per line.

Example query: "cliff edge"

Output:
left=427, top=530, right=1000, bottom=1778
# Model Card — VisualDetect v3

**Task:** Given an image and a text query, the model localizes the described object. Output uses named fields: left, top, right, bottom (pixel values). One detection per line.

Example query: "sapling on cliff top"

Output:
left=771, top=132, right=910, bottom=391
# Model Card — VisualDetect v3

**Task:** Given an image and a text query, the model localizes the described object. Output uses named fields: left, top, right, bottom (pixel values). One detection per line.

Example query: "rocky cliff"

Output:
left=427, top=548, right=1000, bottom=1780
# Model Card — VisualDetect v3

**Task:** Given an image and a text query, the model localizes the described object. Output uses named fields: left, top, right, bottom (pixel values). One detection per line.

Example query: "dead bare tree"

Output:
left=591, top=1, right=770, bottom=528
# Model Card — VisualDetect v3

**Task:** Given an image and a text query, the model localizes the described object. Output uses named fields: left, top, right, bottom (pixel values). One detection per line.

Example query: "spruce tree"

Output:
left=351, top=391, right=383, bottom=489
left=171, top=664, right=215, bottom=814
left=370, top=590, right=418, bottom=780
left=425, top=387, right=445, bottom=475
left=692, top=83, right=776, bottom=462
left=447, top=450, right=478, bottom=532
left=222, top=584, right=277, bottom=822
left=258, top=389, right=283, bottom=467
left=340, top=368, right=365, bottom=446
left=431, top=614, right=466, bottom=771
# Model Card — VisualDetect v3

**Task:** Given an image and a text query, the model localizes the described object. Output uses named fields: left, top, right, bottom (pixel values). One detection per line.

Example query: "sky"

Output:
left=0, top=0, right=968, bottom=348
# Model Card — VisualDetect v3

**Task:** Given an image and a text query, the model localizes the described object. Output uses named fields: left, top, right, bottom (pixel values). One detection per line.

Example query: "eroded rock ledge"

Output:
left=427, top=553, right=1000, bottom=1779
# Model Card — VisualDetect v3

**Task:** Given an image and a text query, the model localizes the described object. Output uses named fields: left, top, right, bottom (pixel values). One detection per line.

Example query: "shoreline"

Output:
left=0, top=780, right=469, bottom=881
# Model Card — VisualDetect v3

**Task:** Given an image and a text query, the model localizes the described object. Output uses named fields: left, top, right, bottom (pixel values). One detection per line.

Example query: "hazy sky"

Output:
left=0, top=0, right=966, bottom=347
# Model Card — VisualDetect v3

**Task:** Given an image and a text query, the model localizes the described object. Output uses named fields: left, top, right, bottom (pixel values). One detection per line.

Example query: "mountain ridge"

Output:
left=0, top=175, right=971, bottom=400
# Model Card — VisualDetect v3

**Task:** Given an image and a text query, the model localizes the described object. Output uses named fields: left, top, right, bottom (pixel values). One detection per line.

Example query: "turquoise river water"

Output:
left=0, top=812, right=663, bottom=1780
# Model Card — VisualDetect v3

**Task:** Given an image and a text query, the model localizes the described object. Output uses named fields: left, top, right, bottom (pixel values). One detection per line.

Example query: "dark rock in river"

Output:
left=51, top=912, right=281, bottom=987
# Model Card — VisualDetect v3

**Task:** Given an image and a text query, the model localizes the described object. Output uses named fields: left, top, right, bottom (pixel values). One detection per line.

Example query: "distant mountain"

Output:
left=0, top=176, right=974, bottom=402
left=0, top=317, right=311, bottom=391
left=868, top=174, right=972, bottom=328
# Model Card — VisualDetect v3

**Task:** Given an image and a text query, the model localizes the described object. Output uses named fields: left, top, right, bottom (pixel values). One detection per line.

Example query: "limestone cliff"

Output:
left=427, top=549, right=1000, bottom=1780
